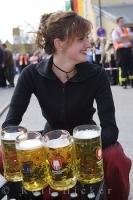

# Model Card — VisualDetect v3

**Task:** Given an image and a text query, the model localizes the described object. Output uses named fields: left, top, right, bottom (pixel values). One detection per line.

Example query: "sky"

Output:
left=0, top=0, right=65, bottom=43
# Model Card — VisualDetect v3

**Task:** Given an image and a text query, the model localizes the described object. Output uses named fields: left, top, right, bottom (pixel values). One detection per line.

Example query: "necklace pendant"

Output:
left=66, top=73, right=69, bottom=80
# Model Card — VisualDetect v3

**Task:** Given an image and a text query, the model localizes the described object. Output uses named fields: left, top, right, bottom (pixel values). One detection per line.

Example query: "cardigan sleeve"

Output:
left=95, top=68, right=119, bottom=149
left=2, top=67, right=34, bottom=128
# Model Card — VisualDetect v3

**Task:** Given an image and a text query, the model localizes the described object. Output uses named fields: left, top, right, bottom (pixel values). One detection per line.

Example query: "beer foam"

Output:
left=17, top=139, right=43, bottom=150
left=73, top=129, right=100, bottom=139
left=45, top=138, right=70, bottom=148
left=2, top=132, right=21, bottom=141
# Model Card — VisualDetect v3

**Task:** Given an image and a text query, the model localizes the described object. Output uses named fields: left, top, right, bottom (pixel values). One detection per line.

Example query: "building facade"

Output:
left=69, top=0, right=133, bottom=41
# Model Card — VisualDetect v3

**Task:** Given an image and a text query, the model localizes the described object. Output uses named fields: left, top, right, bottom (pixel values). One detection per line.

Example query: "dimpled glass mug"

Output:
left=16, top=131, right=48, bottom=191
left=43, top=130, right=77, bottom=191
left=1, top=126, right=27, bottom=182
left=73, top=124, right=104, bottom=184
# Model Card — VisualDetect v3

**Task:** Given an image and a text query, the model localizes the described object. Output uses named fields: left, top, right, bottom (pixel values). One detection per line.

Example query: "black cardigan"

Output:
left=2, top=56, right=118, bottom=149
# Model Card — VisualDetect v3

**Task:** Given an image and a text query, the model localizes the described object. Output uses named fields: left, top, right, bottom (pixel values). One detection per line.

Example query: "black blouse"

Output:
left=2, top=56, right=118, bottom=149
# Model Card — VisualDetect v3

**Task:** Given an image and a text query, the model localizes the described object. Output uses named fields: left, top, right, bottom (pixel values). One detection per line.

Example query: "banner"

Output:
left=65, top=0, right=72, bottom=11
left=71, top=0, right=84, bottom=16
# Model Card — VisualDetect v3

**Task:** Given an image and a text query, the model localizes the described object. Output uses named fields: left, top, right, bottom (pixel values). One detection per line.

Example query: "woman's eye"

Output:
left=79, top=37, right=84, bottom=41
left=78, top=36, right=89, bottom=41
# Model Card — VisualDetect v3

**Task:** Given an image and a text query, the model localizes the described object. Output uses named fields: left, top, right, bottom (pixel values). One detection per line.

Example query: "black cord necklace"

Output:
left=53, top=62, right=76, bottom=80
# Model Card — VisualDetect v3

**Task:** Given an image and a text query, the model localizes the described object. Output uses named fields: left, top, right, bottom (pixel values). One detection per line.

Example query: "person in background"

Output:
left=18, top=53, right=29, bottom=72
left=29, top=51, right=39, bottom=64
left=112, top=16, right=133, bottom=88
left=104, top=42, right=118, bottom=85
left=0, top=11, right=131, bottom=200
left=93, top=38, right=102, bottom=66
left=13, top=52, right=20, bottom=74
left=3, top=43, right=15, bottom=87
left=100, top=38, right=107, bottom=68
left=0, top=40, right=7, bottom=87
left=86, top=39, right=95, bottom=63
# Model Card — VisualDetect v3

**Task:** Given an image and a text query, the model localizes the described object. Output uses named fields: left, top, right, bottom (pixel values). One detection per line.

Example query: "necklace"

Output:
left=53, top=62, right=76, bottom=80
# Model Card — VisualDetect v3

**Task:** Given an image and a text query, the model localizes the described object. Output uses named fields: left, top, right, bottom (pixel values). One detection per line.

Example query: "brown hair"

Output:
left=116, top=17, right=123, bottom=24
left=36, top=11, right=92, bottom=54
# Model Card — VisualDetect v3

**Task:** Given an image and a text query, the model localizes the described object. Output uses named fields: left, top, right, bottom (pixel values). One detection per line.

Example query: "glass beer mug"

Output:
left=43, top=130, right=77, bottom=191
left=16, top=131, right=47, bottom=191
left=1, top=126, right=27, bottom=182
left=73, top=125, right=104, bottom=184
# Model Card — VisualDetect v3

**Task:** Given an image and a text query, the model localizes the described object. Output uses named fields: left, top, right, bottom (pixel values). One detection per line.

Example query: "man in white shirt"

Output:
left=112, top=17, right=133, bottom=88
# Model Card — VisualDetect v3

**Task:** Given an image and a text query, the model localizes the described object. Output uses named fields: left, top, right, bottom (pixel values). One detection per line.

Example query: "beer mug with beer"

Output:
left=1, top=126, right=27, bottom=182
left=43, top=130, right=77, bottom=191
left=16, top=131, right=47, bottom=191
left=73, top=125, right=104, bottom=184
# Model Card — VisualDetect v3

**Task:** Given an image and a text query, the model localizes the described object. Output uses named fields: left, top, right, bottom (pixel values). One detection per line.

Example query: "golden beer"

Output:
left=44, top=130, right=77, bottom=191
left=16, top=132, right=47, bottom=191
left=73, top=125, right=104, bottom=184
left=1, top=126, right=27, bottom=182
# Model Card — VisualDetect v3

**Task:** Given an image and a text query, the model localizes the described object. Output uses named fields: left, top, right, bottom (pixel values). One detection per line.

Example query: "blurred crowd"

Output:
left=0, top=40, right=47, bottom=88
left=87, top=37, right=119, bottom=85
left=0, top=37, right=118, bottom=89
left=1, top=17, right=133, bottom=89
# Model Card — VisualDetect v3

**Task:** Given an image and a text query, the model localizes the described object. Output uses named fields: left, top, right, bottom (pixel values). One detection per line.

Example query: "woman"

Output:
left=1, top=11, right=131, bottom=199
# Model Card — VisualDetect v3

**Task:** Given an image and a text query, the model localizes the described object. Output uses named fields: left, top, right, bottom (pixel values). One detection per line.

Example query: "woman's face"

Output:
left=59, top=35, right=91, bottom=64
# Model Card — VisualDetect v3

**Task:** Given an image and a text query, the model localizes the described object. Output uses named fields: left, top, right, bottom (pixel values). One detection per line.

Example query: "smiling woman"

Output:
left=1, top=11, right=132, bottom=200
